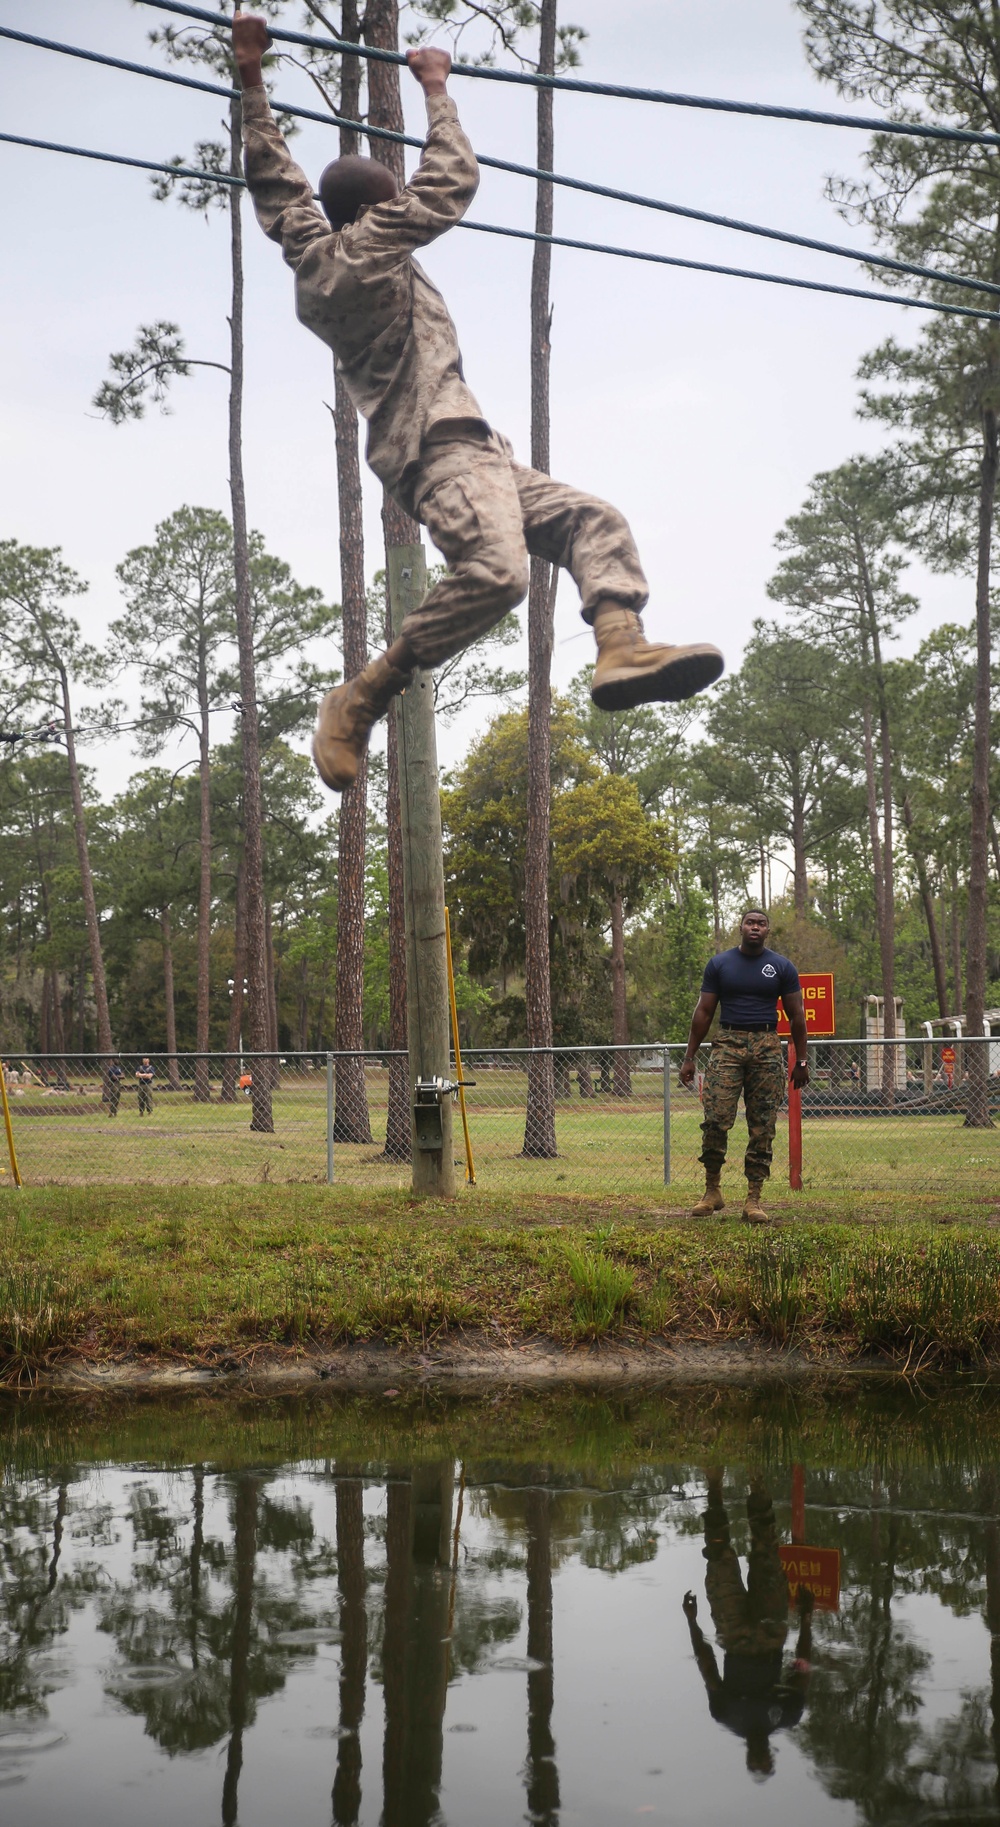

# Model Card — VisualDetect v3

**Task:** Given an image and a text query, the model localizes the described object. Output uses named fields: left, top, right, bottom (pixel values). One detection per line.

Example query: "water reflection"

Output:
left=685, top=1471, right=812, bottom=1777
left=3, top=1388, right=1000, bottom=1824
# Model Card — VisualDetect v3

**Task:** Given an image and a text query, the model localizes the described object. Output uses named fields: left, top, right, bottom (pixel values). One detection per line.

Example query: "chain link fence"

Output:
left=2, top=1039, right=998, bottom=1200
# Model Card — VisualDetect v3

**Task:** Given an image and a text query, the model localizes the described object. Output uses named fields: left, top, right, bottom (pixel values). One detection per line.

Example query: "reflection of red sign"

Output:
left=779, top=1544, right=841, bottom=1611
left=777, top=972, right=836, bottom=1037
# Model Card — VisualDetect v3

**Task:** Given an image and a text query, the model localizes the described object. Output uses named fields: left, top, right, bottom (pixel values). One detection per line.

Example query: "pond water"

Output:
left=2, top=1381, right=1000, bottom=1825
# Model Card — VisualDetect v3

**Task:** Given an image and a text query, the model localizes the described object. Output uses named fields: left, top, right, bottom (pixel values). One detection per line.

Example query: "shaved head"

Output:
left=319, top=155, right=399, bottom=228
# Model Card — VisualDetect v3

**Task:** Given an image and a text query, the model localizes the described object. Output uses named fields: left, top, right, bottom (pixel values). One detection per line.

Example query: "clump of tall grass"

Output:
left=739, top=1234, right=811, bottom=1344
left=0, top=1263, right=83, bottom=1364
left=563, top=1240, right=637, bottom=1341
left=834, top=1234, right=1000, bottom=1361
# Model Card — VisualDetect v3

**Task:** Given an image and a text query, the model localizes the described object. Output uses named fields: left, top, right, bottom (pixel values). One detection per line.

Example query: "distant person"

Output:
left=135, top=1058, right=154, bottom=1116
left=680, top=909, right=809, bottom=1223
left=106, top=1059, right=124, bottom=1118
left=232, top=12, right=724, bottom=797
left=683, top=1469, right=812, bottom=1780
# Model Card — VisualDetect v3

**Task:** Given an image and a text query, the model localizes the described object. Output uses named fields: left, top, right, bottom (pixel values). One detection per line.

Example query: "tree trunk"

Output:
left=229, top=98, right=273, bottom=1134
left=58, top=663, right=113, bottom=1056
left=951, top=872, right=964, bottom=1016
left=160, top=906, right=182, bottom=1090
left=965, top=399, right=997, bottom=1126
left=222, top=858, right=246, bottom=1102
left=609, top=888, right=631, bottom=1097
left=901, top=793, right=949, bottom=1020
left=265, top=901, right=280, bottom=1070
left=194, top=691, right=213, bottom=1103
left=522, top=0, right=559, bottom=1160
left=865, top=595, right=897, bottom=1098
left=791, top=790, right=808, bottom=916
left=48, top=969, right=67, bottom=1070
left=365, top=0, right=415, bottom=1163
left=296, top=954, right=309, bottom=1054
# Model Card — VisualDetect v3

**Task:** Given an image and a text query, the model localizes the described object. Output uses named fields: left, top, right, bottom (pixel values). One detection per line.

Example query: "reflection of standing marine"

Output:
left=683, top=1469, right=812, bottom=1779
left=680, top=909, right=809, bottom=1223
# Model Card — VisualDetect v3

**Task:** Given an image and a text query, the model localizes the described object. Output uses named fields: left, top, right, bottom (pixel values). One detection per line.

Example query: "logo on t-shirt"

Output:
left=761, top=963, right=777, bottom=978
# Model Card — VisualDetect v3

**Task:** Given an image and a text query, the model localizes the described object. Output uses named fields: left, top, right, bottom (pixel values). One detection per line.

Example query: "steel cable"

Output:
left=3, top=24, right=999, bottom=303
left=5, top=129, right=999, bottom=323
left=137, top=0, right=1000, bottom=153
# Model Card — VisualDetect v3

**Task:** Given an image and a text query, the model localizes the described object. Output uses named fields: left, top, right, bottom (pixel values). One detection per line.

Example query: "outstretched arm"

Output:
left=682, top=1592, right=722, bottom=1695
left=344, top=47, right=479, bottom=261
left=233, top=10, right=332, bottom=270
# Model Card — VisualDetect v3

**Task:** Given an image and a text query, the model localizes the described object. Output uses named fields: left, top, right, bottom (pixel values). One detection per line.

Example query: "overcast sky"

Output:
left=1, top=0, right=970, bottom=823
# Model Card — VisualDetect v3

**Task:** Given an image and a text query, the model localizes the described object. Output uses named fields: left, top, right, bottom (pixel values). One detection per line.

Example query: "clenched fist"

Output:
left=406, top=47, right=452, bottom=95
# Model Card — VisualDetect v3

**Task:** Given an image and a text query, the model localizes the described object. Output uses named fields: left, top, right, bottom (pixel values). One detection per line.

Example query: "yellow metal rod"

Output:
left=0, top=1062, right=23, bottom=1188
left=444, top=907, right=476, bottom=1186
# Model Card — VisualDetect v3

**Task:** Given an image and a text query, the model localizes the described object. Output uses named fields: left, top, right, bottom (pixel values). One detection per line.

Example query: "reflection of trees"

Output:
left=0, top=1476, right=101, bottom=1716
left=525, top=1489, right=559, bottom=1827
left=221, top=1475, right=257, bottom=1827
left=380, top=1465, right=453, bottom=1827
left=99, top=1467, right=333, bottom=1819
left=333, top=1475, right=366, bottom=1827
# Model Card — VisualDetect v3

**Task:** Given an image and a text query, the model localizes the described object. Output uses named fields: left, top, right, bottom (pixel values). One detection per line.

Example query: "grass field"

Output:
left=3, top=1066, right=998, bottom=1218
left=3, top=1185, right=1000, bottom=1370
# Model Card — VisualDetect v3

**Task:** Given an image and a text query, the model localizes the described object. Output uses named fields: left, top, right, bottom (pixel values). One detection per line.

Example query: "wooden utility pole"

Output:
left=388, top=547, right=455, bottom=1197
left=522, top=0, right=559, bottom=1160
left=365, top=0, right=417, bottom=1162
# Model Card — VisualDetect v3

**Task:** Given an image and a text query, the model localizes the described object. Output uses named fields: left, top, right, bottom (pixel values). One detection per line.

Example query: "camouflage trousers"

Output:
left=400, top=429, right=649, bottom=669
left=699, top=1029, right=786, bottom=1183
left=703, top=1482, right=789, bottom=1657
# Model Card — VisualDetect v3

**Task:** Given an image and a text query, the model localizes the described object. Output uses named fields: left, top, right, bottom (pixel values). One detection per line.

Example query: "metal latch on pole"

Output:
left=413, top=1076, right=477, bottom=1152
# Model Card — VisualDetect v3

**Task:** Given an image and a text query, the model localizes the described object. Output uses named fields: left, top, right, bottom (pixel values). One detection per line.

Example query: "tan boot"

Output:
left=312, top=654, right=412, bottom=792
left=591, top=603, right=724, bottom=711
left=691, top=1171, right=725, bottom=1217
left=742, top=1182, right=770, bottom=1224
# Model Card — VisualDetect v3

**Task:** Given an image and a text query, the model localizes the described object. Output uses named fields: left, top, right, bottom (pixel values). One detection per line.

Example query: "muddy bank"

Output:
left=23, top=1335, right=950, bottom=1393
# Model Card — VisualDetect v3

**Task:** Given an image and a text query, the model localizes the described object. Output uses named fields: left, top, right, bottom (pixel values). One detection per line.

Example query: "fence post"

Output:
left=662, top=1046, right=671, bottom=1185
left=326, top=1052, right=334, bottom=1186
left=788, top=1038, right=803, bottom=1191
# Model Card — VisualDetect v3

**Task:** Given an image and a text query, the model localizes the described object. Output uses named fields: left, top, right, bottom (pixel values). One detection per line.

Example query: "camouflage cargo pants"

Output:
left=401, top=430, right=649, bottom=669
left=699, top=1029, right=786, bottom=1183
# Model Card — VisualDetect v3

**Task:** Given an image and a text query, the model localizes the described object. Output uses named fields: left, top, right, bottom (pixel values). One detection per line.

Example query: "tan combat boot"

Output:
left=591, top=603, right=724, bottom=711
left=313, top=654, right=412, bottom=792
left=691, top=1171, right=725, bottom=1217
left=742, top=1182, right=770, bottom=1224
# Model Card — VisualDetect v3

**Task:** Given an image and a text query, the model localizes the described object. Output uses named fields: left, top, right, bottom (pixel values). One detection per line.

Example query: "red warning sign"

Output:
left=776, top=972, right=836, bottom=1037
left=779, top=1544, right=841, bottom=1612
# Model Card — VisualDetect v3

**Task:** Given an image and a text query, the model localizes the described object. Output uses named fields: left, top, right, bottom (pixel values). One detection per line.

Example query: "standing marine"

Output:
left=680, top=909, right=809, bottom=1222
left=232, top=12, right=725, bottom=791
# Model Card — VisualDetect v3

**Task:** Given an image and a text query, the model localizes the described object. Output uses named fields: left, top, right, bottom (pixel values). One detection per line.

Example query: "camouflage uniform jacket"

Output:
left=241, top=87, right=490, bottom=514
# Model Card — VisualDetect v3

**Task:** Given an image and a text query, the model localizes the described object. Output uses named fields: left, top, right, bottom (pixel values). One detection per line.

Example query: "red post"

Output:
left=791, top=1463, right=805, bottom=1544
left=788, top=1037, right=803, bottom=1191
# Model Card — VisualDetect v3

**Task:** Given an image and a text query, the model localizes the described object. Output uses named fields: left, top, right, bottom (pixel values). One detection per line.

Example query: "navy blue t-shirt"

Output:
left=701, top=947, right=800, bottom=1027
